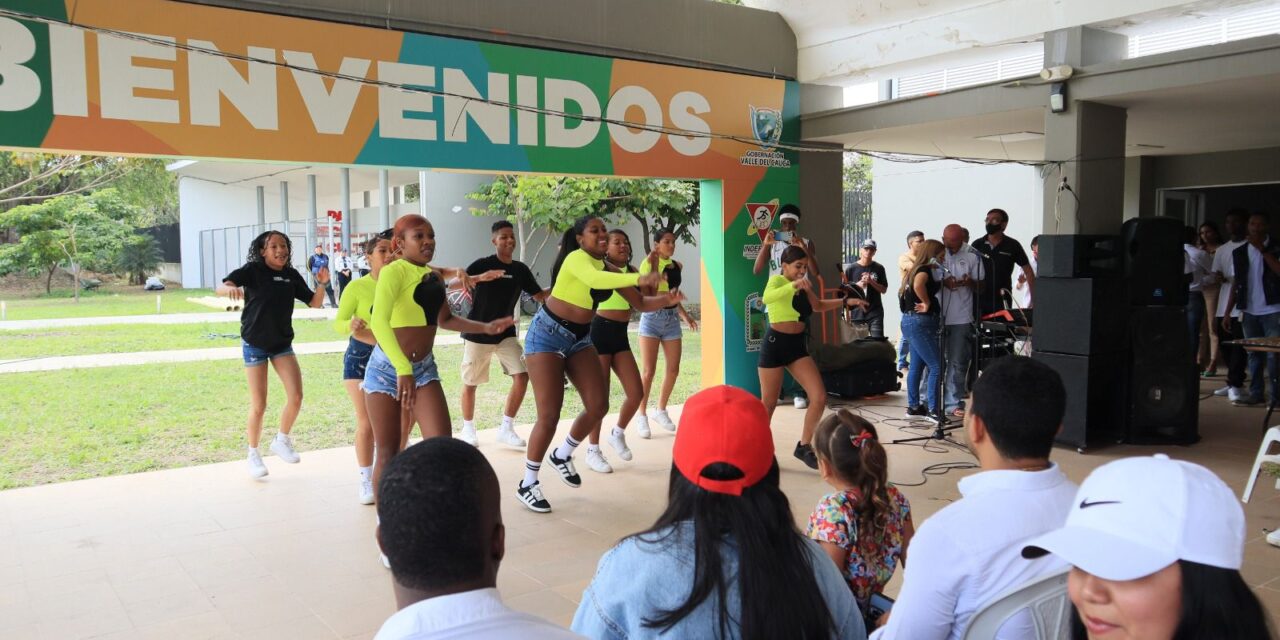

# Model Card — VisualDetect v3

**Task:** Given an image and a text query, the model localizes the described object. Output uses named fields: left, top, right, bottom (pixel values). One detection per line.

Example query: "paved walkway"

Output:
left=0, top=308, right=337, bottom=331
left=0, top=334, right=466, bottom=374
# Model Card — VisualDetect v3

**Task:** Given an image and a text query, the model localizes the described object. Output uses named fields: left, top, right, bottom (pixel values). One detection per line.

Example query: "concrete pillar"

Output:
left=379, top=169, right=391, bottom=229
left=255, top=186, right=265, bottom=231
left=340, top=168, right=352, bottom=251
left=419, top=171, right=428, bottom=217
left=1042, top=101, right=1127, bottom=234
left=279, top=181, right=290, bottom=235
left=306, top=174, right=317, bottom=258
left=799, top=146, right=844, bottom=280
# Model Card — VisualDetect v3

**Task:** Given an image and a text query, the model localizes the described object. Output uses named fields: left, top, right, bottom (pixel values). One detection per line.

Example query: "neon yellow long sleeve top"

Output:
left=762, top=275, right=802, bottom=322
left=333, top=276, right=376, bottom=335
left=551, top=249, right=641, bottom=310
left=371, top=259, right=433, bottom=375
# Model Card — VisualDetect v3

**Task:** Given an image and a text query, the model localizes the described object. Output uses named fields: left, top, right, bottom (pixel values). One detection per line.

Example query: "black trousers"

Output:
left=1218, top=316, right=1247, bottom=388
left=337, top=272, right=352, bottom=298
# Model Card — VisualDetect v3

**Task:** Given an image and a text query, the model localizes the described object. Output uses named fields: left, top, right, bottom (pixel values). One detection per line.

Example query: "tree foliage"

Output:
left=117, top=235, right=163, bottom=285
left=844, top=153, right=873, bottom=192
left=0, top=152, right=178, bottom=223
left=599, top=179, right=698, bottom=254
left=467, top=175, right=613, bottom=268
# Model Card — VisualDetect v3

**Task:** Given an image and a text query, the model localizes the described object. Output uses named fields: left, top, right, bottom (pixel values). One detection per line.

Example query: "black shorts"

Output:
left=758, top=328, right=809, bottom=368
left=591, top=315, right=632, bottom=355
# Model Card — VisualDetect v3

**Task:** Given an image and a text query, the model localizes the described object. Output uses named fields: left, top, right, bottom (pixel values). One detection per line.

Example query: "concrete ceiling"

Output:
left=168, top=160, right=427, bottom=199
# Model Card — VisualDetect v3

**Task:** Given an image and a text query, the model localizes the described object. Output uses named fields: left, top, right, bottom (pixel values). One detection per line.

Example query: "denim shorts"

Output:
left=242, top=341, right=294, bottom=367
left=343, top=338, right=375, bottom=380
left=639, top=307, right=682, bottom=341
left=524, top=308, right=594, bottom=358
left=361, top=344, right=440, bottom=397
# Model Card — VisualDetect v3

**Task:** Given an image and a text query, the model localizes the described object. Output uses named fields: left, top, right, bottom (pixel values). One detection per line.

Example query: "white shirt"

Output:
left=375, top=588, right=584, bottom=640
left=1014, top=256, right=1036, bottom=309
left=1246, top=239, right=1280, bottom=316
left=871, top=464, right=1078, bottom=640
left=1212, top=239, right=1246, bottom=318
left=1184, top=244, right=1211, bottom=294
left=940, top=248, right=985, bottom=326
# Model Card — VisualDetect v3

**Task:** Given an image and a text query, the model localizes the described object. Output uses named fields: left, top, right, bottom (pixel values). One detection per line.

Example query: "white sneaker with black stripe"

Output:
left=547, top=450, right=582, bottom=488
left=516, top=481, right=552, bottom=513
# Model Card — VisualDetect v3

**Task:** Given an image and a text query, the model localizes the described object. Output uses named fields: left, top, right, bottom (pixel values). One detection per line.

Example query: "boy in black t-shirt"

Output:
left=457, top=221, right=550, bottom=448
left=219, top=231, right=330, bottom=479
left=843, top=239, right=886, bottom=337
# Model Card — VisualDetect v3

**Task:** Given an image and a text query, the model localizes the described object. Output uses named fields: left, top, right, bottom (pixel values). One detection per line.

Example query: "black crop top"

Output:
left=589, top=288, right=612, bottom=308
left=664, top=262, right=682, bottom=291
left=794, top=289, right=813, bottom=322
left=899, top=265, right=940, bottom=315
left=414, top=272, right=446, bottom=325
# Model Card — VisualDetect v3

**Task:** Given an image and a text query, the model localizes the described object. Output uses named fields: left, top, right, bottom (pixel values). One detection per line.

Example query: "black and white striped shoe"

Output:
left=516, top=481, right=552, bottom=513
left=547, top=450, right=582, bottom=488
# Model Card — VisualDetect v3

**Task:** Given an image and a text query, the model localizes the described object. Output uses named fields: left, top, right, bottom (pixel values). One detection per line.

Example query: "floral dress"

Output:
left=806, top=485, right=912, bottom=610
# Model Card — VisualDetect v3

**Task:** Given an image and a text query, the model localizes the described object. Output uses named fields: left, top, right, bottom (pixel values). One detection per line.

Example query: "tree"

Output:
left=0, top=152, right=128, bottom=207
left=112, top=158, right=179, bottom=225
left=117, top=235, right=163, bottom=285
left=843, top=153, right=873, bottom=192
left=0, top=189, right=143, bottom=297
left=599, top=179, right=699, bottom=254
left=467, top=175, right=614, bottom=269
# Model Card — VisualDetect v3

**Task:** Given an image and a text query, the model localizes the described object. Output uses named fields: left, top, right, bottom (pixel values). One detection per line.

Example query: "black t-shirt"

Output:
left=224, top=262, right=314, bottom=351
left=972, top=235, right=1030, bottom=314
left=899, top=265, right=941, bottom=315
left=462, top=255, right=543, bottom=344
left=843, top=261, right=887, bottom=319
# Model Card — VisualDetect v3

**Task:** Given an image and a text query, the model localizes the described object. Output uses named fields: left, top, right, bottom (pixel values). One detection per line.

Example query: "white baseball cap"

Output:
left=1021, top=454, right=1244, bottom=581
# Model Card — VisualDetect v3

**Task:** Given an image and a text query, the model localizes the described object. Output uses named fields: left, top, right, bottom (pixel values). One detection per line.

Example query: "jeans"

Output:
left=1242, top=311, right=1280, bottom=399
left=864, top=313, right=885, bottom=338
left=523, top=308, right=593, bottom=358
left=943, top=324, right=972, bottom=413
left=897, top=332, right=910, bottom=369
left=902, top=313, right=942, bottom=412
left=1219, top=316, right=1247, bottom=388
left=1186, top=291, right=1205, bottom=357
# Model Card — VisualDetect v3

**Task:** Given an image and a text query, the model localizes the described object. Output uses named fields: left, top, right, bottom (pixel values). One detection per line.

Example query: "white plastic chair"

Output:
left=962, top=570, right=1071, bottom=640
left=1242, top=427, right=1280, bottom=503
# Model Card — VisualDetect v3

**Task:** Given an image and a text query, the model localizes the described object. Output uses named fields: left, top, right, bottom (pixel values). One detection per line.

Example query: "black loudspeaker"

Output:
left=1126, top=306, right=1199, bottom=444
left=1033, top=277, right=1127, bottom=355
left=1122, top=217, right=1187, bottom=307
left=1033, top=351, right=1126, bottom=450
left=1038, top=235, right=1122, bottom=278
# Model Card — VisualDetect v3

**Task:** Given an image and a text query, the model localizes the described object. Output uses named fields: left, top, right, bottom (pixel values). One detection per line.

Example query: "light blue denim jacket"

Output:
left=570, top=521, right=867, bottom=639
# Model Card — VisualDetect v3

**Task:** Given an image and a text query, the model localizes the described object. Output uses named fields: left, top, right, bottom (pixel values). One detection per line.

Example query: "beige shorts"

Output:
left=461, top=337, right=527, bottom=386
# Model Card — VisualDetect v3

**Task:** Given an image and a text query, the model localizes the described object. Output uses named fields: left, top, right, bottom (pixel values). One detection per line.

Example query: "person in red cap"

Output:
left=570, top=385, right=866, bottom=640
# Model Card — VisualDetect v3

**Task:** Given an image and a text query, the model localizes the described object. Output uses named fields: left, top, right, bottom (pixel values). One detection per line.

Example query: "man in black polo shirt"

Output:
left=972, top=208, right=1035, bottom=317
left=458, top=221, right=549, bottom=448
left=843, top=238, right=886, bottom=337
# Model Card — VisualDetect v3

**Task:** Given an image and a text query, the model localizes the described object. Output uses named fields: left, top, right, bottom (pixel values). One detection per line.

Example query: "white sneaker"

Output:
left=458, top=423, right=479, bottom=447
left=358, top=479, right=375, bottom=505
left=1267, top=530, right=1280, bottom=548
left=496, top=426, right=526, bottom=448
left=794, top=396, right=809, bottom=409
left=270, top=435, right=301, bottom=464
left=247, top=449, right=268, bottom=479
left=608, top=430, right=633, bottom=462
left=1213, top=385, right=1232, bottom=397
left=653, top=410, right=677, bottom=432
left=1228, top=387, right=1247, bottom=403
left=635, top=416, right=652, bottom=439
left=585, top=449, right=613, bottom=474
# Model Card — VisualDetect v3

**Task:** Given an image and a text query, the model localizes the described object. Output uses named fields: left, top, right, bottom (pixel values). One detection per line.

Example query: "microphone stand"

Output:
left=893, top=257, right=965, bottom=446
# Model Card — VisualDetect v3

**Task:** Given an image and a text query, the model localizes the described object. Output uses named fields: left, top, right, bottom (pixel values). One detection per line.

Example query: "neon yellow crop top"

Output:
left=638, top=256, right=672, bottom=292
left=763, top=275, right=801, bottom=322
left=550, top=249, right=641, bottom=310
left=597, top=265, right=637, bottom=311
left=334, top=275, right=375, bottom=334
left=371, top=259, right=434, bottom=375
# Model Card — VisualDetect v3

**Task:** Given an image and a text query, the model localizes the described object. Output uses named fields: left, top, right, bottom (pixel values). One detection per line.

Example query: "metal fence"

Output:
left=842, top=190, right=872, bottom=264
left=197, top=218, right=380, bottom=288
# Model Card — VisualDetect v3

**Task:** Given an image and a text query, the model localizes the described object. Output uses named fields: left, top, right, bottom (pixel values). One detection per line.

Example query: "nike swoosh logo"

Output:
left=1079, top=499, right=1121, bottom=509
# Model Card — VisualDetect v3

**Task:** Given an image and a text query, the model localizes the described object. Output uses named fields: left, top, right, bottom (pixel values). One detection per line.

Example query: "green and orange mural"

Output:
left=0, top=0, right=800, bottom=390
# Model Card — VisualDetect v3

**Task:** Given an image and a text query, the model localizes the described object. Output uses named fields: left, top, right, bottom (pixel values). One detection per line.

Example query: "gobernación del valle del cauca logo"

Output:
left=740, top=106, right=791, bottom=168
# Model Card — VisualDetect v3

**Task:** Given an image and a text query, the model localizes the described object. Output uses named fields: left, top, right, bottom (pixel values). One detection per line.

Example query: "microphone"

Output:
left=928, top=258, right=953, bottom=275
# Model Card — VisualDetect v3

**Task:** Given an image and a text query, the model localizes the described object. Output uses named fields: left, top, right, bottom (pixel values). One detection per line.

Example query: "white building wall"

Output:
left=871, top=158, right=1043, bottom=340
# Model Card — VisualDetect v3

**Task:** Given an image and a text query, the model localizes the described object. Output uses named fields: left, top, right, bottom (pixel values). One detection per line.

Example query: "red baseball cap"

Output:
left=673, top=385, right=775, bottom=496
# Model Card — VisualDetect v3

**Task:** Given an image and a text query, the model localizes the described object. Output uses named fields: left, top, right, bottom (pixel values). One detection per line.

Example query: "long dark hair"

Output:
left=1071, top=561, right=1274, bottom=640
left=1198, top=220, right=1222, bottom=250
left=813, top=410, right=892, bottom=539
left=606, top=228, right=635, bottom=272
left=246, top=230, right=291, bottom=265
left=629, top=462, right=836, bottom=639
left=550, top=215, right=597, bottom=283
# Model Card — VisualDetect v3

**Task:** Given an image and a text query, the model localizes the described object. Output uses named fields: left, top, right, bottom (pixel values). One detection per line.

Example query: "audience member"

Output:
left=898, top=239, right=945, bottom=419
left=972, top=209, right=1034, bottom=317
left=1212, top=209, right=1250, bottom=402
left=808, top=410, right=913, bottom=630
left=307, top=244, right=337, bottom=308
left=572, top=385, right=866, bottom=640
left=1022, top=454, right=1272, bottom=640
left=375, top=439, right=582, bottom=639
left=335, top=248, right=354, bottom=298
left=844, top=239, right=887, bottom=338
left=940, top=224, right=983, bottom=418
left=1223, top=211, right=1280, bottom=406
left=1198, top=221, right=1224, bottom=376
left=1014, top=235, right=1038, bottom=310
left=1184, top=226, right=1213, bottom=359
left=872, top=356, right=1076, bottom=639
left=897, top=231, right=925, bottom=373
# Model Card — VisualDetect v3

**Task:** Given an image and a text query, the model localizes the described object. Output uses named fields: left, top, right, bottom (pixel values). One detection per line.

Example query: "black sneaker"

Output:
left=904, top=405, right=929, bottom=418
left=547, top=450, right=582, bottom=488
left=793, top=442, right=819, bottom=470
left=516, top=481, right=552, bottom=513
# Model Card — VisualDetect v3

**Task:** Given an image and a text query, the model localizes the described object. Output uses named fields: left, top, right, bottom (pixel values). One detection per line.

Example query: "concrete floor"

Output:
left=1, top=377, right=1277, bottom=639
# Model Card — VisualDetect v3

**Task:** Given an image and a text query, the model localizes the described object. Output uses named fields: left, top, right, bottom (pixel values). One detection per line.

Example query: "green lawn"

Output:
left=0, top=333, right=701, bottom=489
left=0, top=288, right=217, bottom=321
left=1, top=319, right=343, bottom=359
